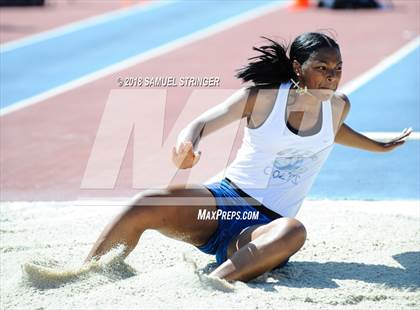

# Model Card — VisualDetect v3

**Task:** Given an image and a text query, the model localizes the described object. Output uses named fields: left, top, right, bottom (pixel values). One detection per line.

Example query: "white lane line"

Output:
left=362, top=131, right=419, bottom=141
left=0, top=1, right=290, bottom=117
left=0, top=1, right=173, bottom=53
left=340, top=36, right=420, bottom=95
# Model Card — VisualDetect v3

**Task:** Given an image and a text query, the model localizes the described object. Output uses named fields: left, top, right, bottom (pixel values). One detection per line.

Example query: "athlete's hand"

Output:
left=379, top=127, right=412, bottom=152
left=172, top=141, right=201, bottom=169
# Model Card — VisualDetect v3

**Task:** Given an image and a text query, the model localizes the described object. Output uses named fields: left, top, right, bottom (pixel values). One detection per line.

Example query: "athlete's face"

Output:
left=294, top=47, right=342, bottom=101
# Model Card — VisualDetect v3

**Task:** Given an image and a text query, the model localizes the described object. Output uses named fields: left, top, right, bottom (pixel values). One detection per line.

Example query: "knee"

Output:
left=289, top=218, right=307, bottom=243
left=291, top=219, right=307, bottom=248
left=286, top=218, right=307, bottom=247
left=270, top=218, right=307, bottom=248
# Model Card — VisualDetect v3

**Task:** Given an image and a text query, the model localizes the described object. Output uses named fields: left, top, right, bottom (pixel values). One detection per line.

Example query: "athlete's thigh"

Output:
left=130, top=184, right=218, bottom=246
left=226, top=218, right=305, bottom=258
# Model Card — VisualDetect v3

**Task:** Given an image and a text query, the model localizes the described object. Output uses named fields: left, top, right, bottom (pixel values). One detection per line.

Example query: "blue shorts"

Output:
left=196, top=178, right=288, bottom=268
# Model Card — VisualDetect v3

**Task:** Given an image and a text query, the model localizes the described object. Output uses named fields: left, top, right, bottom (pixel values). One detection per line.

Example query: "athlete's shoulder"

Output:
left=251, top=83, right=282, bottom=100
left=333, top=91, right=350, bottom=105
left=246, top=84, right=280, bottom=107
left=332, top=91, right=351, bottom=122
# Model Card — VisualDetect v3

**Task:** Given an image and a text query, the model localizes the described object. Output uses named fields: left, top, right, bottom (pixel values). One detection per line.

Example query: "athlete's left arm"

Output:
left=333, top=93, right=412, bottom=152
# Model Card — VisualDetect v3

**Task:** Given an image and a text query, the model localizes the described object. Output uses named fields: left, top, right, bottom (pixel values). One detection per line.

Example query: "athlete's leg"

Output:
left=209, top=218, right=306, bottom=282
left=85, top=185, right=218, bottom=263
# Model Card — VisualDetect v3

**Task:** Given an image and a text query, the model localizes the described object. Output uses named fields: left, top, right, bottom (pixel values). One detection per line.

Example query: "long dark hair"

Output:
left=236, top=32, right=340, bottom=87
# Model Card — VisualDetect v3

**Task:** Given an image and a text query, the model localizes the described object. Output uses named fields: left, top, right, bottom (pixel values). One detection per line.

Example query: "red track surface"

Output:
left=1, top=1, right=419, bottom=200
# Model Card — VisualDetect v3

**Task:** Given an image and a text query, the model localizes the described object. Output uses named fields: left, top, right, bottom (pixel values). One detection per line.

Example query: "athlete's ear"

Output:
left=292, top=60, right=302, bottom=77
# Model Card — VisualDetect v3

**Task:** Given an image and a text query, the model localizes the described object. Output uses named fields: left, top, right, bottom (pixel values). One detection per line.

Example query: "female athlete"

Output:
left=84, top=32, right=411, bottom=282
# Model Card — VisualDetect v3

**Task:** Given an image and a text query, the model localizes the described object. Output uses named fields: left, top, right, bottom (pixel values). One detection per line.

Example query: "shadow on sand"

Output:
left=201, top=251, right=420, bottom=291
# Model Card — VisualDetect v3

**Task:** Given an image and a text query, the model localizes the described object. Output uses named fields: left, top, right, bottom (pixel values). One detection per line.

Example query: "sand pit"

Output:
left=1, top=200, right=419, bottom=309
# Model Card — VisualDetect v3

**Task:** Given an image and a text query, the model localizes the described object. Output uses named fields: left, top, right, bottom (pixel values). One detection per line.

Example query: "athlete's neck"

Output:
left=287, top=90, right=322, bottom=115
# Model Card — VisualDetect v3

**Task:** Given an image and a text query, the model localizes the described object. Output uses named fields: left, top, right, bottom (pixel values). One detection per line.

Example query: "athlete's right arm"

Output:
left=172, top=87, right=257, bottom=169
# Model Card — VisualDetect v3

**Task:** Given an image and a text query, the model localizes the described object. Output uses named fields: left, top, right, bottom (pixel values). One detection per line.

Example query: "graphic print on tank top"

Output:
left=264, top=148, right=328, bottom=186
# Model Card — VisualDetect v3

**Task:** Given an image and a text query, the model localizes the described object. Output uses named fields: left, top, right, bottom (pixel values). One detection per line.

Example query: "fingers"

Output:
left=403, top=127, right=412, bottom=135
left=173, top=141, right=201, bottom=168
left=402, top=127, right=413, bottom=138
left=192, top=150, right=202, bottom=165
left=389, top=127, right=413, bottom=143
left=394, top=133, right=410, bottom=143
left=176, top=141, right=193, bottom=154
left=383, top=140, right=405, bottom=149
left=177, top=141, right=206, bottom=155
left=399, top=127, right=412, bottom=138
left=392, top=140, right=405, bottom=146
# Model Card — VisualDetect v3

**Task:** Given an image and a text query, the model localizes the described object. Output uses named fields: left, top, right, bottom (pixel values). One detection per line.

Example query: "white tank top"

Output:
left=224, top=82, right=335, bottom=217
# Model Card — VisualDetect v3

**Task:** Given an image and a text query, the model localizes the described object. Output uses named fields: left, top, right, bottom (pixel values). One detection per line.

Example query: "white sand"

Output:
left=1, top=200, right=419, bottom=310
